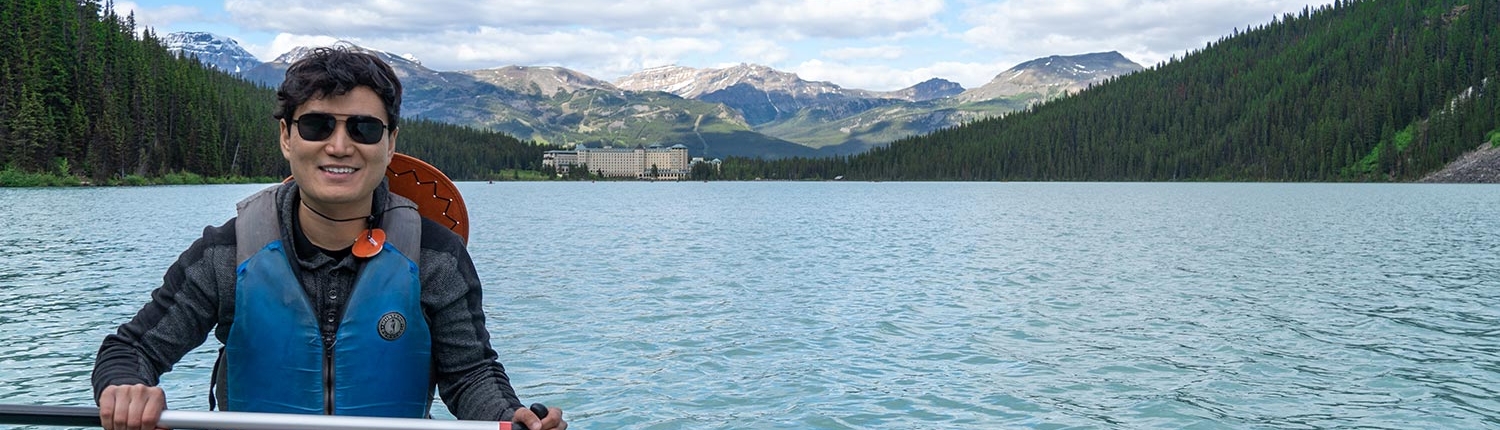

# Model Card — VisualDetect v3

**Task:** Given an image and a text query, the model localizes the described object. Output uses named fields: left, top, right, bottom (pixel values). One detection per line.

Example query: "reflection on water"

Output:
left=2, top=182, right=1498, bottom=428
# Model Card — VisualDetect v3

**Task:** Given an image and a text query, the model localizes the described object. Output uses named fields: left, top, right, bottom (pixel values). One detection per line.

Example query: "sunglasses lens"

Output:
left=347, top=117, right=388, bottom=144
left=294, top=114, right=387, bottom=144
left=295, top=113, right=336, bottom=141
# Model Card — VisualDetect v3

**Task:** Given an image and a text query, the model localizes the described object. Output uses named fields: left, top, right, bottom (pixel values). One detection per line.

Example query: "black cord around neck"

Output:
left=300, top=199, right=419, bottom=226
left=301, top=200, right=371, bottom=223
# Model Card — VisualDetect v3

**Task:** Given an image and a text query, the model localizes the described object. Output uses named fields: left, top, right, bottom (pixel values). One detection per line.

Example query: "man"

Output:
left=91, top=47, right=566, bottom=430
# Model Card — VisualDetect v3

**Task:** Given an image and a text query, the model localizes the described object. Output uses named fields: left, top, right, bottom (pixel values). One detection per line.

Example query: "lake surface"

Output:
left=1, top=182, right=1497, bottom=429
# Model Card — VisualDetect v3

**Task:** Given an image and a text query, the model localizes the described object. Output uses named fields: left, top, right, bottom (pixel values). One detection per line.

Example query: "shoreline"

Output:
left=1419, top=143, right=1500, bottom=183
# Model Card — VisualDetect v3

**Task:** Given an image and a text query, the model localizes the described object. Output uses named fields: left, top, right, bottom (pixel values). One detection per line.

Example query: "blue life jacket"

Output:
left=223, top=184, right=432, bottom=417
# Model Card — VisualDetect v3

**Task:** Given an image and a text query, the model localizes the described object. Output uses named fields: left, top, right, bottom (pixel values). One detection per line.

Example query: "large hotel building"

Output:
left=543, top=144, right=694, bottom=179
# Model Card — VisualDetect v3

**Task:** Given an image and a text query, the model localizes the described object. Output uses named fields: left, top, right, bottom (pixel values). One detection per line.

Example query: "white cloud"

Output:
left=264, top=34, right=341, bottom=60
left=224, top=0, right=943, bottom=40
left=959, top=0, right=1336, bottom=68
left=710, top=0, right=946, bottom=38
left=795, top=59, right=1005, bottom=92
left=111, top=1, right=203, bottom=32
left=918, top=61, right=1008, bottom=90
left=734, top=39, right=791, bottom=66
left=307, top=28, right=722, bottom=80
left=192, top=0, right=1343, bottom=91
left=824, top=46, right=906, bottom=61
left=221, top=0, right=949, bottom=80
left=611, top=37, right=726, bottom=77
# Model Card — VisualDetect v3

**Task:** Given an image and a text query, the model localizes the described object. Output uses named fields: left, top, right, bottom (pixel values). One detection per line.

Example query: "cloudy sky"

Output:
left=115, top=0, right=1333, bottom=91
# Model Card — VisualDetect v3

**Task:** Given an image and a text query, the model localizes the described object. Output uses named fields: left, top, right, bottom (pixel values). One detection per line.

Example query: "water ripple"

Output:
left=3, top=183, right=1499, bottom=428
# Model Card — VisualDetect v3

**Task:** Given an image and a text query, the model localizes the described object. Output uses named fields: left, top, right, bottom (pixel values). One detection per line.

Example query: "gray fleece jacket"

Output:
left=91, top=181, right=523, bottom=421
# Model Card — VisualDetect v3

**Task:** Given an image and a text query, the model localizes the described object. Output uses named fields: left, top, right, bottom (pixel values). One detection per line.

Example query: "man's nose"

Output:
left=323, top=123, right=357, bottom=154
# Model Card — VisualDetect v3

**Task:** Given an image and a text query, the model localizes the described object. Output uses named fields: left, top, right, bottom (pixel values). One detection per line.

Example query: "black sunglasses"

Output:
left=291, top=113, right=391, bottom=144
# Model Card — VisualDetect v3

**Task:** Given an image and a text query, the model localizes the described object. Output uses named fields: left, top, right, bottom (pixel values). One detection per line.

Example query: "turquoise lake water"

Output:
left=1, top=182, right=1497, bottom=429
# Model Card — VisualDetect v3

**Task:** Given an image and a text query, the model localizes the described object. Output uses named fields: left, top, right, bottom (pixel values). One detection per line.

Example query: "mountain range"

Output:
left=165, top=33, right=1143, bottom=159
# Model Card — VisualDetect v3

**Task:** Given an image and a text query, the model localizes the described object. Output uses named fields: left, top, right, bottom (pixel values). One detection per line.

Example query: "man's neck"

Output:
left=297, top=199, right=372, bottom=251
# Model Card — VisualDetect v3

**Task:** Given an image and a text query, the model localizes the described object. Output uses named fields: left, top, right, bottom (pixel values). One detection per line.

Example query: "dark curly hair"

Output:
left=274, top=46, right=402, bottom=129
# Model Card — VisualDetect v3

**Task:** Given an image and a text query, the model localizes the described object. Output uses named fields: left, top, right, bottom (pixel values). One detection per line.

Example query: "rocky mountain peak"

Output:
left=887, top=78, right=965, bottom=102
left=162, top=31, right=260, bottom=74
left=1005, top=51, right=1140, bottom=80
left=957, top=51, right=1143, bottom=103
left=461, top=65, right=618, bottom=96
left=615, top=63, right=846, bottom=99
left=270, top=41, right=422, bottom=68
left=241, top=41, right=453, bottom=94
left=612, top=65, right=707, bottom=95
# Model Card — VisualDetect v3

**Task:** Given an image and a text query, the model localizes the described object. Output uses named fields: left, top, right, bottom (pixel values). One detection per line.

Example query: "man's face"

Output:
left=280, top=86, right=397, bottom=214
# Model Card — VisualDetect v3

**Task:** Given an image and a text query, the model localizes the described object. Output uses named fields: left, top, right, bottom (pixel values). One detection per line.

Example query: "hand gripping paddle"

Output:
left=512, top=403, right=550, bottom=430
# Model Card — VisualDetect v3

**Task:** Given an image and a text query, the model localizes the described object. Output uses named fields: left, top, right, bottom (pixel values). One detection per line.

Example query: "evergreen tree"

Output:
left=0, top=0, right=555, bottom=183
left=722, top=0, right=1498, bottom=182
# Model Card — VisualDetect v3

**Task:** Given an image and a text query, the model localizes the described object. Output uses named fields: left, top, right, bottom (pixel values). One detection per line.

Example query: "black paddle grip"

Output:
left=515, top=402, right=548, bottom=430
left=0, top=404, right=102, bottom=427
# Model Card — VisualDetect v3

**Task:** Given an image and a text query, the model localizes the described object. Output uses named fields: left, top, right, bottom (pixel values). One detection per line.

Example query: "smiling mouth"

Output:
left=321, top=166, right=358, bottom=174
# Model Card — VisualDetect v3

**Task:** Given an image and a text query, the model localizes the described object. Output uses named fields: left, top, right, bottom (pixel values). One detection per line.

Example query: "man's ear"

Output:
left=386, top=126, right=399, bottom=157
left=278, top=119, right=293, bottom=159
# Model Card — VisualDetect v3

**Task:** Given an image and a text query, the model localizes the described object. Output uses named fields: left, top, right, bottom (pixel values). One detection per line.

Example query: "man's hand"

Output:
left=512, top=404, right=566, bottom=430
left=97, top=384, right=167, bottom=430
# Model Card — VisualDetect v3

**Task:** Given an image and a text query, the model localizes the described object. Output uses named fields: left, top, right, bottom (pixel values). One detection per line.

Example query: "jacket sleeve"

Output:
left=420, top=219, right=524, bottom=421
left=92, top=220, right=236, bottom=401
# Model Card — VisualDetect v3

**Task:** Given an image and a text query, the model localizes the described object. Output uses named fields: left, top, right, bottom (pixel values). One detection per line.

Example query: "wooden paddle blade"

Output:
left=386, top=153, right=470, bottom=243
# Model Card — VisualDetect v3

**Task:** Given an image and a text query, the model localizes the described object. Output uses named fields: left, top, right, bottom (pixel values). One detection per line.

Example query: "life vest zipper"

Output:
left=324, top=340, right=335, bottom=414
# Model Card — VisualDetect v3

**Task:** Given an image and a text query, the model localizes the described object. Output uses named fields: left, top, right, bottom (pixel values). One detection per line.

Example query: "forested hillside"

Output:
left=722, top=0, right=1499, bottom=181
left=0, top=0, right=546, bottom=183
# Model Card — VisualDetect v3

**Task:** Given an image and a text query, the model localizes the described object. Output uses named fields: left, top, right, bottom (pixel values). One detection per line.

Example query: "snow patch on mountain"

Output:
left=162, top=31, right=260, bottom=74
left=614, top=63, right=859, bottom=100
